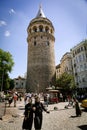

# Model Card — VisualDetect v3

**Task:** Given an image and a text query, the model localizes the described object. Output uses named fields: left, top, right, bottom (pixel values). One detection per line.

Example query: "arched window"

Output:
left=45, top=26, right=49, bottom=32
left=33, top=26, right=37, bottom=32
left=39, top=25, right=43, bottom=32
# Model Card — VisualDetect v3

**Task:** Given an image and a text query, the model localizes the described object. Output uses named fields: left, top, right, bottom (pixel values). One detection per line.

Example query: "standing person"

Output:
left=13, top=93, right=18, bottom=107
left=22, top=98, right=34, bottom=130
left=8, top=96, right=13, bottom=107
left=34, top=96, right=49, bottom=130
left=74, top=98, right=81, bottom=117
left=24, top=94, right=27, bottom=106
left=44, top=94, right=49, bottom=107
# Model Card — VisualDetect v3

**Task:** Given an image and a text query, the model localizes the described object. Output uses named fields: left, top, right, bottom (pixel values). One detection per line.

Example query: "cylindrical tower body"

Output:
left=26, top=7, right=55, bottom=92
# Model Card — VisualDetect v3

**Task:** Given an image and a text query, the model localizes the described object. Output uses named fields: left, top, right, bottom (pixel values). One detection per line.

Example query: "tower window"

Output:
left=34, top=41, right=36, bottom=46
left=33, top=26, right=37, bottom=32
left=46, top=41, right=50, bottom=46
left=39, top=25, right=43, bottom=32
left=40, top=13, right=42, bottom=16
left=41, top=36, right=43, bottom=39
left=45, top=26, right=49, bottom=32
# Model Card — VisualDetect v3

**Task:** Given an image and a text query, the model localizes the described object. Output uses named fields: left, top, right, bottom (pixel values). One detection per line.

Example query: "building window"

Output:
left=33, top=26, right=37, bottom=32
left=76, top=57, right=78, bottom=63
left=73, top=53, right=75, bottom=57
left=34, top=41, right=36, bottom=46
left=74, top=63, right=76, bottom=67
left=84, top=63, right=87, bottom=70
left=80, top=65, right=83, bottom=71
left=45, top=26, right=49, bottom=32
left=39, top=25, right=43, bottom=32
left=46, top=41, right=50, bottom=46
left=81, top=46, right=83, bottom=51
left=41, top=36, right=43, bottom=39
left=77, top=48, right=80, bottom=53
left=82, top=53, right=85, bottom=61
left=21, top=83, right=23, bottom=85
left=74, top=59, right=76, bottom=64
left=82, top=77, right=85, bottom=82
left=75, top=51, right=77, bottom=55
left=79, top=55, right=82, bottom=62
left=16, top=82, right=18, bottom=85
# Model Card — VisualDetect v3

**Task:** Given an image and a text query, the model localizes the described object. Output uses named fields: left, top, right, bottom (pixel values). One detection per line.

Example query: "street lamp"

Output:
left=1, top=61, right=7, bottom=92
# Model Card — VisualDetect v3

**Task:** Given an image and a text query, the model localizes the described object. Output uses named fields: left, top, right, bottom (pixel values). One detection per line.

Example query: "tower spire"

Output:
left=36, top=4, right=46, bottom=18
left=39, top=3, right=42, bottom=9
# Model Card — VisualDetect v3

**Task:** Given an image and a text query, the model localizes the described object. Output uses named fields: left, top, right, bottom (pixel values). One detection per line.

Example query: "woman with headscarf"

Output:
left=22, top=98, right=34, bottom=130
left=74, top=98, right=81, bottom=117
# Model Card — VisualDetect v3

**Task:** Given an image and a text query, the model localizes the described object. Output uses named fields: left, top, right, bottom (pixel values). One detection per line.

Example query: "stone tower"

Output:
left=26, top=6, right=55, bottom=92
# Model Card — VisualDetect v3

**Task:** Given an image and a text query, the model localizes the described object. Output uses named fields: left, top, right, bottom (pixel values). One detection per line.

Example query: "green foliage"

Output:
left=9, top=79, right=14, bottom=90
left=0, top=49, right=14, bottom=91
left=56, top=72, right=76, bottom=90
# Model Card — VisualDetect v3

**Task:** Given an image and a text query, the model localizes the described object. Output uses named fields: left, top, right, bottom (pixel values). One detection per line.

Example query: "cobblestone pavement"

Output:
left=0, top=99, right=87, bottom=130
left=0, top=102, right=6, bottom=119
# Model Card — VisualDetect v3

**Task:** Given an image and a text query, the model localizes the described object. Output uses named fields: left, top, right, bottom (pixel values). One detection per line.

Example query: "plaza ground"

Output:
left=0, top=98, right=87, bottom=130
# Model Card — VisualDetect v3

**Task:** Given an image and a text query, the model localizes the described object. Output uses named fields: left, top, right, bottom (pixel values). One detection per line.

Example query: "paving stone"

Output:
left=0, top=99, right=87, bottom=130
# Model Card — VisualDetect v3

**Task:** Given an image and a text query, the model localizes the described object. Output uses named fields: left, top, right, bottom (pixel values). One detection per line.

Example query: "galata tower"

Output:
left=26, top=6, right=55, bottom=92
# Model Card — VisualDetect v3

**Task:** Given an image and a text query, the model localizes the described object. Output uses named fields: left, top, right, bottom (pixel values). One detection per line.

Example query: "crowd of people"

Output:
left=0, top=91, right=82, bottom=130
left=22, top=93, right=82, bottom=130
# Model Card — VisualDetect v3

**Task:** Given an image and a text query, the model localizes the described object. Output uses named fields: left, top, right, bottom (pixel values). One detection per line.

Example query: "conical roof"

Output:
left=28, top=5, right=54, bottom=31
left=36, top=5, right=46, bottom=18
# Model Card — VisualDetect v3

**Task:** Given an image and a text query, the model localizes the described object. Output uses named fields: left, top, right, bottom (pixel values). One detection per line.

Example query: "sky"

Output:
left=0, top=0, right=87, bottom=79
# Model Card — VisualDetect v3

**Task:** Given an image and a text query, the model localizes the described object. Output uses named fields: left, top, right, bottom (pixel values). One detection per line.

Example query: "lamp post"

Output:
left=1, top=61, right=7, bottom=92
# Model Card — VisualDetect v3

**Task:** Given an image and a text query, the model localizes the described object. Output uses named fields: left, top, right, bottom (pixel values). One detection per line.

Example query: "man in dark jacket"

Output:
left=34, top=96, right=49, bottom=130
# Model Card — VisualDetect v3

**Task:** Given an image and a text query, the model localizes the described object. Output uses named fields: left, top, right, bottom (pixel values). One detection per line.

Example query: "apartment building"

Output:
left=14, top=76, right=26, bottom=92
left=70, top=40, right=87, bottom=89
left=56, top=52, right=73, bottom=79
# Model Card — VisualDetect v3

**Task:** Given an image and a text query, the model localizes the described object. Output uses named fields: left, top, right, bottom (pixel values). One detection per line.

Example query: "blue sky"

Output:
left=0, top=0, right=87, bottom=79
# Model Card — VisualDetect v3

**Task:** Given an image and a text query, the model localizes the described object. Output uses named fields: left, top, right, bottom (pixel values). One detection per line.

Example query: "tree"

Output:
left=9, top=79, right=14, bottom=90
left=56, top=72, right=76, bottom=90
left=0, top=49, right=14, bottom=91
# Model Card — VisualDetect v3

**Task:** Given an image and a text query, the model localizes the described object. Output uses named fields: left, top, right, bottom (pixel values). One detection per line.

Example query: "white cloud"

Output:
left=9, top=9, right=16, bottom=14
left=0, top=20, right=7, bottom=26
left=4, top=30, right=11, bottom=37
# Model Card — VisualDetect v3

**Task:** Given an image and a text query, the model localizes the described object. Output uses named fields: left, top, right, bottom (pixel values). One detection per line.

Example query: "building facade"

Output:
left=71, top=40, right=87, bottom=89
left=14, top=76, right=26, bottom=92
left=60, top=52, right=73, bottom=75
left=56, top=64, right=61, bottom=79
left=56, top=52, right=73, bottom=79
left=26, top=6, right=56, bottom=92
